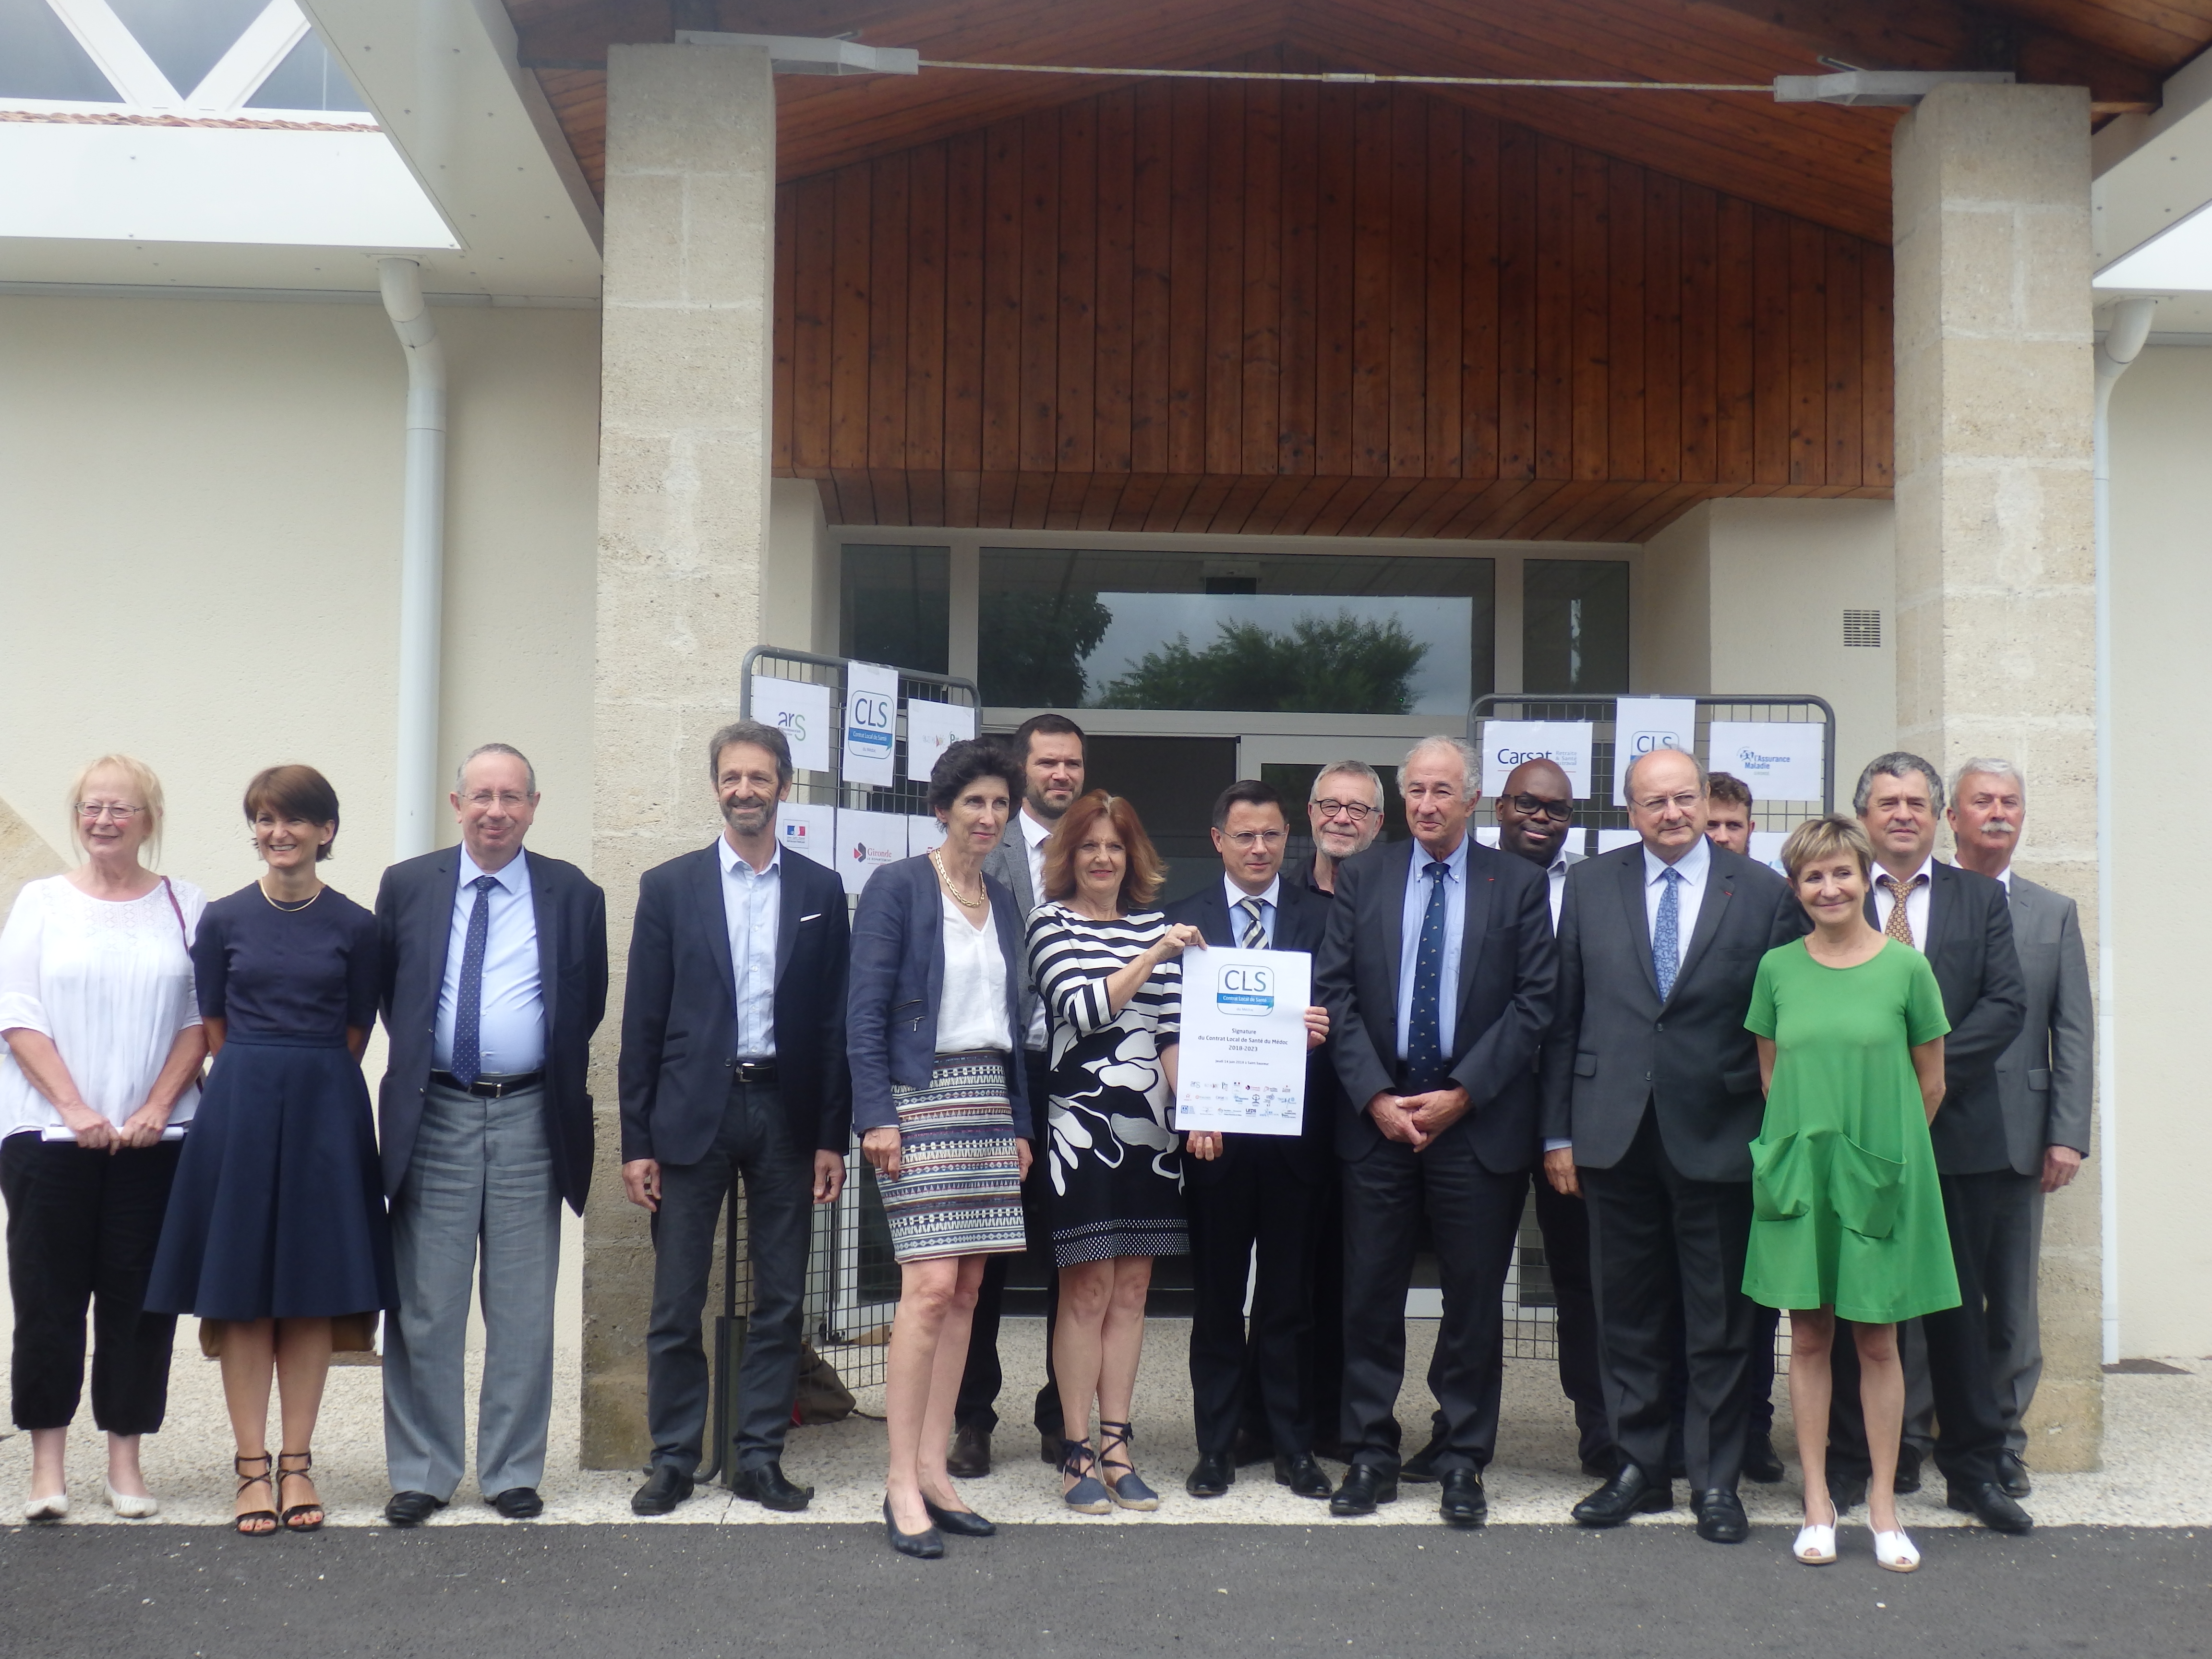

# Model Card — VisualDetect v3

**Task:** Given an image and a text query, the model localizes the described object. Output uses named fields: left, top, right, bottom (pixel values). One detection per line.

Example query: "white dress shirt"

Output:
left=1875, top=853, right=1937, bottom=952
left=1224, top=874, right=1281, bottom=947
left=1642, top=834, right=1711, bottom=980
left=718, top=836, right=781, bottom=1058
left=1990, top=864, right=2012, bottom=891
left=1395, top=835, right=1470, bottom=1062
left=434, top=849, right=545, bottom=1076
left=1020, top=809, right=1054, bottom=1051
left=1543, top=844, right=1584, bottom=931
left=935, top=893, right=1012, bottom=1054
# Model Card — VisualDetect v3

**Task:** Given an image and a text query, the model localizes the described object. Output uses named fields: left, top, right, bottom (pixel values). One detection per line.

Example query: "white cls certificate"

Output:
left=1174, top=946, right=1310, bottom=1138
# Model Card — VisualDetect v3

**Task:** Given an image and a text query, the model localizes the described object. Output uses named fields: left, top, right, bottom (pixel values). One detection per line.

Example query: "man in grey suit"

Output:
left=1948, top=758, right=2092, bottom=1499
left=948, top=713, right=1086, bottom=1476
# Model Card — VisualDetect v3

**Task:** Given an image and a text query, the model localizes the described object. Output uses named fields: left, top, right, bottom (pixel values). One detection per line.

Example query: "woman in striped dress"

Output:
left=1027, top=791, right=1202, bottom=1514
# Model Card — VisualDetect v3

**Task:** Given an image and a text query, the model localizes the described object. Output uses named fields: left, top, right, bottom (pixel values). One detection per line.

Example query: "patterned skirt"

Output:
left=877, top=1052, right=1027, bottom=1264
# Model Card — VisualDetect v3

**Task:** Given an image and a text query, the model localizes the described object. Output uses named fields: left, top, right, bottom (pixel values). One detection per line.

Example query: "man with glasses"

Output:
left=1300, top=763, right=1387, bottom=896
left=1542, top=746, right=1798, bottom=1543
left=1166, top=781, right=1336, bottom=1501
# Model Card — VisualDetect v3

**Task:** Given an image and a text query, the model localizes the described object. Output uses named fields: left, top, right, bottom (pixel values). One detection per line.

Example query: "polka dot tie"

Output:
left=451, top=875, right=499, bottom=1086
left=1404, top=861, right=1450, bottom=1093
left=1879, top=871, right=1926, bottom=948
left=1652, top=866, right=1682, bottom=1002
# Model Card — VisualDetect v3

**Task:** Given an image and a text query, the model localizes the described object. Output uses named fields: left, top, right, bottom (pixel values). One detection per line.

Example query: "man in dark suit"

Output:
left=1166, top=780, right=1335, bottom=1502
left=375, top=743, right=608, bottom=1526
left=1542, top=745, right=1797, bottom=1544
left=1948, top=758, right=2092, bottom=1499
left=1314, top=736, right=1557, bottom=1527
left=1824, top=752, right=2031, bottom=1532
left=618, top=720, right=852, bottom=1516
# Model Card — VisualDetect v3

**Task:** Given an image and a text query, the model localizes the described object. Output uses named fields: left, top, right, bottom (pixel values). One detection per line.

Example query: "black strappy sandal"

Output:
left=276, top=1451, right=325, bottom=1533
left=233, top=1453, right=276, bottom=1536
left=1058, top=1438, right=1110, bottom=1514
left=1097, top=1421, right=1161, bottom=1512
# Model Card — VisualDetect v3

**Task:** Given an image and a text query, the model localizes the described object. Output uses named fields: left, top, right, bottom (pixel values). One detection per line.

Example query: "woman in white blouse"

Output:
left=0, top=756, right=207, bottom=1522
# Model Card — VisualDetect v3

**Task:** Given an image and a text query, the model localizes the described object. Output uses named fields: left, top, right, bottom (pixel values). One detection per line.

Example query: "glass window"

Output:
left=0, top=0, right=121, bottom=100
left=1522, top=559, right=1630, bottom=695
left=978, top=549, right=1494, bottom=715
left=246, top=31, right=371, bottom=112
left=840, top=545, right=949, bottom=674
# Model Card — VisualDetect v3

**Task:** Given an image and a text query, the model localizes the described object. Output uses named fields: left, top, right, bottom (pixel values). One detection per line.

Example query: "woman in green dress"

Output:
left=1745, top=815, right=1957, bottom=1575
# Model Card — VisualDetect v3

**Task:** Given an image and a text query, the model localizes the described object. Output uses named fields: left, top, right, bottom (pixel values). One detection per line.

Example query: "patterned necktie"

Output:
left=1237, top=896, right=1268, bottom=949
left=452, top=875, right=499, bottom=1086
left=1652, top=866, right=1683, bottom=1002
left=1879, top=871, right=1926, bottom=947
left=1404, top=861, right=1450, bottom=1092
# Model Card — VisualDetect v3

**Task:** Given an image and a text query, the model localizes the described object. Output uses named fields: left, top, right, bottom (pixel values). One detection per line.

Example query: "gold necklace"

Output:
left=929, top=848, right=986, bottom=910
left=259, top=878, right=323, bottom=913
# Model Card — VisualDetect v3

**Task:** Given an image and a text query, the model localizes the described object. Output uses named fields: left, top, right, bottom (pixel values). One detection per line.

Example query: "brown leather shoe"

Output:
left=947, top=1423, right=992, bottom=1479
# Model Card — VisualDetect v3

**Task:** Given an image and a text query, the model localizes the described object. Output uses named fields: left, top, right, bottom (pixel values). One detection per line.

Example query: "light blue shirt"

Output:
left=433, top=848, right=545, bottom=1076
left=1641, top=834, right=1712, bottom=980
left=1223, top=874, right=1280, bottom=948
left=719, top=835, right=781, bottom=1059
left=1395, top=835, right=1469, bottom=1065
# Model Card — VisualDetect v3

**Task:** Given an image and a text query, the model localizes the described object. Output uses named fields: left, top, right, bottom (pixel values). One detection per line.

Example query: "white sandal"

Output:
left=106, top=1479, right=159, bottom=1519
left=1874, top=1528, right=1921, bottom=1573
left=1792, top=1502, right=1839, bottom=1565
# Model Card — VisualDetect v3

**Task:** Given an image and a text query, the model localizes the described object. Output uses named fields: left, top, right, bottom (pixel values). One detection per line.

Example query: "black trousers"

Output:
left=1, top=1134, right=181, bottom=1434
left=1826, top=1168, right=2028, bottom=1490
left=1743, top=1302, right=1781, bottom=1437
left=1581, top=1107, right=1759, bottom=1491
left=644, top=1079, right=812, bottom=1474
left=1340, top=1132, right=1524, bottom=1475
left=954, top=1049, right=1062, bottom=1438
left=1187, top=1138, right=1325, bottom=1457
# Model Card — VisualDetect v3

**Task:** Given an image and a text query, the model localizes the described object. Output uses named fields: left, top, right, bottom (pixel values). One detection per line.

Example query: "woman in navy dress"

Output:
left=147, top=765, right=393, bottom=1533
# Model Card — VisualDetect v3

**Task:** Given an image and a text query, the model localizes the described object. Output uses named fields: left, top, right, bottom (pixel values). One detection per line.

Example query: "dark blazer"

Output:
left=846, top=854, right=1034, bottom=1141
left=1164, top=873, right=1335, bottom=1165
left=981, top=818, right=1046, bottom=1048
left=1994, top=873, right=2092, bottom=1174
left=1313, top=836, right=1558, bottom=1173
left=374, top=847, right=608, bottom=1214
left=1861, top=860, right=2027, bottom=1174
left=1539, top=842, right=1799, bottom=1184
left=617, top=841, right=851, bottom=1165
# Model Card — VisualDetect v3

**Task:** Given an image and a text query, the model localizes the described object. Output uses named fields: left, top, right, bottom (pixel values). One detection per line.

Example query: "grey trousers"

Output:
left=382, top=1081, right=562, bottom=1501
left=1992, top=1184, right=2046, bottom=1455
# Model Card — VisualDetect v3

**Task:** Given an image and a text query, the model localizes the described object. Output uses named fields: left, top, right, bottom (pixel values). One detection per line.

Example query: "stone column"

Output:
left=584, top=41, right=776, bottom=1469
left=1891, top=82, right=2101, bottom=1471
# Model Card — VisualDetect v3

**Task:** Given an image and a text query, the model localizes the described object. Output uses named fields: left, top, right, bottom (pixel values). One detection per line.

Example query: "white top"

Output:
left=1019, top=809, right=1054, bottom=1050
left=1641, top=835, right=1712, bottom=977
left=1223, top=874, right=1281, bottom=947
left=718, top=836, right=781, bottom=1058
left=1875, top=853, right=1937, bottom=951
left=433, top=848, right=545, bottom=1076
left=1543, top=845, right=1585, bottom=931
left=0, top=875, right=205, bottom=1136
left=935, top=892, right=1011, bottom=1055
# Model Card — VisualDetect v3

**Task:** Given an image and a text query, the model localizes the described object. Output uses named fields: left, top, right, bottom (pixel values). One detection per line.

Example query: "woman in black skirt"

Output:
left=146, top=766, right=393, bottom=1534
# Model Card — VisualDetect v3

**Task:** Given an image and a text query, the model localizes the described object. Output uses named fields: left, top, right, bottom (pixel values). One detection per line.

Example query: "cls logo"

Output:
left=1222, top=967, right=1274, bottom=995
left=852, top=693, right=892, bottom=730
left=1632, top=733, right=1684, bottom=755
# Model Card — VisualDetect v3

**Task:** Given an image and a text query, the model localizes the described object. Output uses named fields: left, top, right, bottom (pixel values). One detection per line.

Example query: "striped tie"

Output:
left=1237, top=896, right=1268, bottom=949
left=1879, top=872, right=1926, bottom=947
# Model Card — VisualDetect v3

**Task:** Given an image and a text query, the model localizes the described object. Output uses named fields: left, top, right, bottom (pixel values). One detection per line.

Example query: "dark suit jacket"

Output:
left=981, top=817, right=1046, bottom=1048
left=1540, top=842, right=1799, bottom=1184
left=1994, top=873, right=2092, bottom=1174
left=1313, top=836, right=1558, bottom=1173
left=374, top=846, right=608, bottom=1214
left=1860, top=861, right=2027, bottom=1174
left=617, top=841, right=852, bottom=1165
left=1164, top=873, right=1335, bottom=1170
left=846, top=854, right=1034, bottom=1140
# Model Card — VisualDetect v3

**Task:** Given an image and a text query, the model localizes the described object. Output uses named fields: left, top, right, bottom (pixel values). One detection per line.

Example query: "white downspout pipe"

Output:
left=377, top=257, right=448, bottom=862
left=2093, top=294, right=2155, bottom=1366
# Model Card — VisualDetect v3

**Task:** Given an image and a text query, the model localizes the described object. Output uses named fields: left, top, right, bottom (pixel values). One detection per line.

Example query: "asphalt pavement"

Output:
left=3, top=1522, right=2207, bottom=1659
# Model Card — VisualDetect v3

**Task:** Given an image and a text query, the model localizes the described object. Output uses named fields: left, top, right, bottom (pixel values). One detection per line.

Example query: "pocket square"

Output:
left=800, top=912, right=823, bottom=923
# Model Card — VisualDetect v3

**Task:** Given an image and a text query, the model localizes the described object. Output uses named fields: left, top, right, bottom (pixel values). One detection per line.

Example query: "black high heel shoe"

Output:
left=922, top=1494, right=997, bottom=1538
left=882, top=1496, right=944, bottom=1559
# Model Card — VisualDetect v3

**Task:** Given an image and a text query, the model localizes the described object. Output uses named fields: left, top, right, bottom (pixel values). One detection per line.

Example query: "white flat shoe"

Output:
left=25, top=1491, right=69, bottom=1523
left=106, top=1480, right=159, bottom=1519
left=1875, top=1528, right=1921, bottom=1573
left=1792, top=1504, right=1838, bottom=1565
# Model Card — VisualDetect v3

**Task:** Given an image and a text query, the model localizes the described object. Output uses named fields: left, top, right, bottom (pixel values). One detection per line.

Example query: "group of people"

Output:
left=0, top=715, right=2087, bottom=1575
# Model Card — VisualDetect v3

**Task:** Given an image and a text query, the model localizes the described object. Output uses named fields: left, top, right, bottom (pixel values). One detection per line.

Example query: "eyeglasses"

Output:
left=462, top=791, right=532, bottom=808
left=1312, top=799, right=1377, bottom=823
left=1222, top=830, right=1287, bottom=849
left=1633, top=792, right=1704, bottom=815
left=1503, top=794, right=1575, bottom=822
left=76, top=803, right=145, bottom=822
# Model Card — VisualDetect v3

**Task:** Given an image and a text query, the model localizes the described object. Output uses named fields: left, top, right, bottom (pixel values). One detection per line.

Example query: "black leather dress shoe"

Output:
left=1572, top=1463, right=1671, bottom=1527
left=882, top=1497, right=943, bottom=1559
left=1948, top=1479, right=2034, bottom=1534
left=384, top=1491, right=447, bottom=1527
left=731, top=1462, right=813, bottom=1512
left=1692, top=1487, right=1748, bottom=1543
left=947, top=1424, right=991, bottom=1479
left=1274, top=1451, right=1333, bottom=1499
left=630, top=1464, right=695, bottom=1516
left=1185, top=1453, right=1235, bottom=1498
left=1329, top=1464, right=1399, bottom=1517
left=1399, top=1437, right=1445, bottom=1484
left=1894, top=1443, right=1924, bottom=1495
left=1997, top=1450, right=2033, bottom=1500
left=1233, top=1428, right=1274, bottom=1468
left=1741, top=1432, right=1785, bottom=1484
left=1439, top=1469, right=1487, bottom=1527
left=1828, top=1472, right=1868, bottom=1513
left=488, top=1487, right=542, bottom=1520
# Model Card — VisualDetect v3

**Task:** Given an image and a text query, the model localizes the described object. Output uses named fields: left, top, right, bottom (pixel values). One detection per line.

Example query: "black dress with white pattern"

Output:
left=1025, top=903, right=1188, bottom=1267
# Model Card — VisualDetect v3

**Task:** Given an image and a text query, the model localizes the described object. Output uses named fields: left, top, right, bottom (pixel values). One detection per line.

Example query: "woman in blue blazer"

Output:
left=849, top=739, right=1034, bottom=1558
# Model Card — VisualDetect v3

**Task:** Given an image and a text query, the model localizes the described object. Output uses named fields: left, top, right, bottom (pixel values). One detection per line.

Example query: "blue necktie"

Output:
left=1405, top=861, right=1450, bottom=1092
left=1652, top=866, right=1682, bottom=1002
left=452, top=875, right=499, bottom=1086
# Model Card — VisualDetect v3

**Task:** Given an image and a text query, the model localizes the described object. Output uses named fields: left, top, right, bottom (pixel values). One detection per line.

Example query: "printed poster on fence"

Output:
left=1611, top=697, right=1698, bottom=807
left=907, top=815, right=947, bottom=856
left=1479, top=720, right=1593, bottom=799
left=842, top=660, right=898, bottom=789
left=775, top=802, right=835, bottom=866
left=905, top=697, right=977, bottom=783
left=749, top=674, right=833, bottom=775
left=1705, top=721, right=1825, bottom=804
left=1174, top=948, right=1310, bottom=1138
left=833, top=808, right=905, bottom=898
